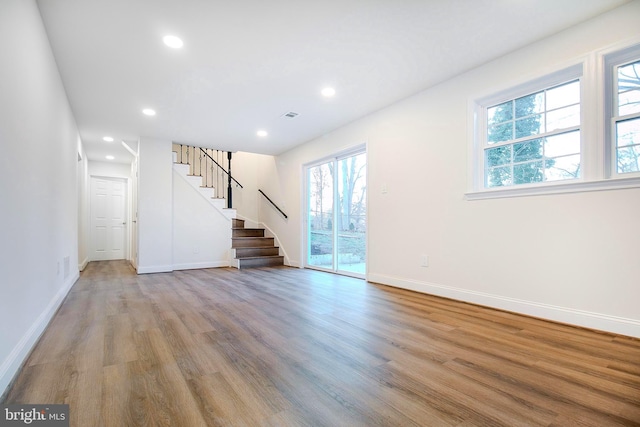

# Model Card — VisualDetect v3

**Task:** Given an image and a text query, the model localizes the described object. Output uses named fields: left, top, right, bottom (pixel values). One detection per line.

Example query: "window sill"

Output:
left=465, top=176, right=640, bottom=200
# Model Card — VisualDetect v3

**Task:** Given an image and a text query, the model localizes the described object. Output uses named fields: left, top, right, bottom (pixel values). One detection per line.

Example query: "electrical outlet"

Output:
left=420, top=254, right=429, bottom=267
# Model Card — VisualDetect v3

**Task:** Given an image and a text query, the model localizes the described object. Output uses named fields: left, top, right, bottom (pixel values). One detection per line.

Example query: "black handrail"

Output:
left=259, top=189, right=288, bottom=219
left=199, top=148, right=243, bottom=188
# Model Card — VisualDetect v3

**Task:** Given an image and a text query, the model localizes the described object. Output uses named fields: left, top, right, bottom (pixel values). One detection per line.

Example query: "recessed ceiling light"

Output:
left=163, top=35, right=183, bottom=49
left=142, top=108, right=156, bottom=116
left=257, top=130, right=268, bottom=137
left=103, top=136, right=114, bottom=142
left=106, top=155, right=115, bottom=160
left=321, top=87, right=336, bottom=97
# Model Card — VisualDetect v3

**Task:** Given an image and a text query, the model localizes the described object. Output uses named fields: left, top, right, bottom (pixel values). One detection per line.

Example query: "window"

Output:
left=485, top=79, right=581, bottom=188
left=468, top=41, right=640, bottom=199
left=611, top=59, right=640, bottom=174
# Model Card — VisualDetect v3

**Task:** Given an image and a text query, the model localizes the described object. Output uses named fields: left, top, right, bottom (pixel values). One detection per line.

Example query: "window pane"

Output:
left=545, top=155, right=581, bottom=181
left=337, top=153, right=367, bottom=274
left=486, top=145, right=512, bottom=167
left=515, top=92, right=544, bottom=118
left=616, top=117, right=640, bottom=148
left=308, top=163, right=334, bottom=269
left=486, top=166, right=512, bottom=187
left=515, top=114, right=543, bottom=139
left=546, top=104, right=580, bottom=132
left=514, top=161, right=544, bottom=184
left=618, top=60, right=640, bottom=90
left=487, top=122, right=513, bottom=144
left=617, top=145, right=640, bottom=173
left=547, top=80, right=580, bottom=110
left=544, top=131, right=580, bottom=157
left=618, top=60, right=640, bottom=115
left=513, top=139, right=544, bottom=163
left=482, top=75, right=581, bottom=189
left=488, top=101, right=513, bottom=126
left=619, top=89, right=640, bottom=116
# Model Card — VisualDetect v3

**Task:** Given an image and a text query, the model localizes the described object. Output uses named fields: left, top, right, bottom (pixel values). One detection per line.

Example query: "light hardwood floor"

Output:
left=4, top=261, right=640, bottom=426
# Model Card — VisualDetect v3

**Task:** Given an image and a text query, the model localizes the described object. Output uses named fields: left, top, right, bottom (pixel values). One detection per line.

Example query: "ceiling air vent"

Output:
left=282, top=111, right=299, bottom=119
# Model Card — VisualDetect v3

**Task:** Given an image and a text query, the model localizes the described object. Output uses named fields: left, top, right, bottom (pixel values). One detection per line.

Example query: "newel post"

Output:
left=227, top=151, right=232, bottom=208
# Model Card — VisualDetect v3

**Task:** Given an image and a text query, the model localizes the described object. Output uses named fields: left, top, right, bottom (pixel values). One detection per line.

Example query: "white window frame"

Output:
left=466, top=40, right=640, bottom=201
left=604, top=44, right=640, bottom=179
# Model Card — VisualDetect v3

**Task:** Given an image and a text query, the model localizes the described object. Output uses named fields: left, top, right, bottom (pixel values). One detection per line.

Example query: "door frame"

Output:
left=303, top=143, right=367, bottom=279
left=129, top=158, right=138, bottom=270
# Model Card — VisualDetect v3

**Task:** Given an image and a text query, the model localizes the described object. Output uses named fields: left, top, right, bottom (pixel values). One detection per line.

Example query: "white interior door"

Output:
left=91, top=176, right=127, bottom=261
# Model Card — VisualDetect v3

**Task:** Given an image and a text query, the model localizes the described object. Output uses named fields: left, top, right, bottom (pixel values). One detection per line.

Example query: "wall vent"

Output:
left=281, top=111, right=299, bottom=119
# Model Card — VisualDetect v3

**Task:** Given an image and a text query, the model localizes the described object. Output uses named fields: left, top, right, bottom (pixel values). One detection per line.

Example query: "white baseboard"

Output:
left=368, top=273, right=640, bottom=338
left=173, top=261, right=229, bottom=270
left=78, top=257, right=89, bottom=272
left=0, top=272, right=79, bottom=398
left=136, top=265, right=174, bottom=274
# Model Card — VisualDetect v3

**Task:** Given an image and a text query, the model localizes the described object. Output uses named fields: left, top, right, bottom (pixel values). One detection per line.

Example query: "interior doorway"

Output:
left=90, top=176, right=128, bottom=261
left=305, top=148, right=367, bottom=278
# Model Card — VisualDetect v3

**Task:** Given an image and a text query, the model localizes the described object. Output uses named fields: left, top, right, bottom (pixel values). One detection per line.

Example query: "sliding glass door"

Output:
left=306, top=149, right=366, bottom=277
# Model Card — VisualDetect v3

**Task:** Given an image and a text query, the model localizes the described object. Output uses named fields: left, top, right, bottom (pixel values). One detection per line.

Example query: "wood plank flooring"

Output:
left=3, top=260, right=639, bottom=426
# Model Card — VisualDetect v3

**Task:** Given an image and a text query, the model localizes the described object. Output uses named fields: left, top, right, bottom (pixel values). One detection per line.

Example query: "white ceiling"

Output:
left=37, top=0, right=629, bottom=163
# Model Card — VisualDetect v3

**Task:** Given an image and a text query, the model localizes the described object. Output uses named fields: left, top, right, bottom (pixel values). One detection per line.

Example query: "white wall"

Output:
left=130, top=157, right=139, bottom=269
left=172, top=170, right=232, bottom=269
left=88, top=160, right=132, bottom=180
left=137, top=138, right=173, bottom=273
left=0, top=0, right=81, bottom=396
left=258, top=2, right=640, bottom=337
left=231, top=151, right=284, bottom=225
left=230, top=151, right=261, bottom=225
left=78, top=140, right=89, bottom=271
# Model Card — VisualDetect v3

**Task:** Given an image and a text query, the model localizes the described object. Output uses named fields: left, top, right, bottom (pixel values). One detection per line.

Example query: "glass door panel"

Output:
left=308, top=162, right=334, bottom=270
left=337, top=153, right=367, bottom=274
left=306, top=150, right=367, bottom=277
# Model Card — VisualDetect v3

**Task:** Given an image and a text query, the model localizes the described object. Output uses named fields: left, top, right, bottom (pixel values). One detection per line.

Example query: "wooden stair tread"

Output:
left=236, top=255, right=283, bottom=260
left=230, top=220, right=281, bottom=268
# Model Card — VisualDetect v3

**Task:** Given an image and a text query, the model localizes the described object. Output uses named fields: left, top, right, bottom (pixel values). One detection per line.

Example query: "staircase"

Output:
left=232, top=218, right=284, bottom=268
left=173, top=143, right=285, bottom=270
